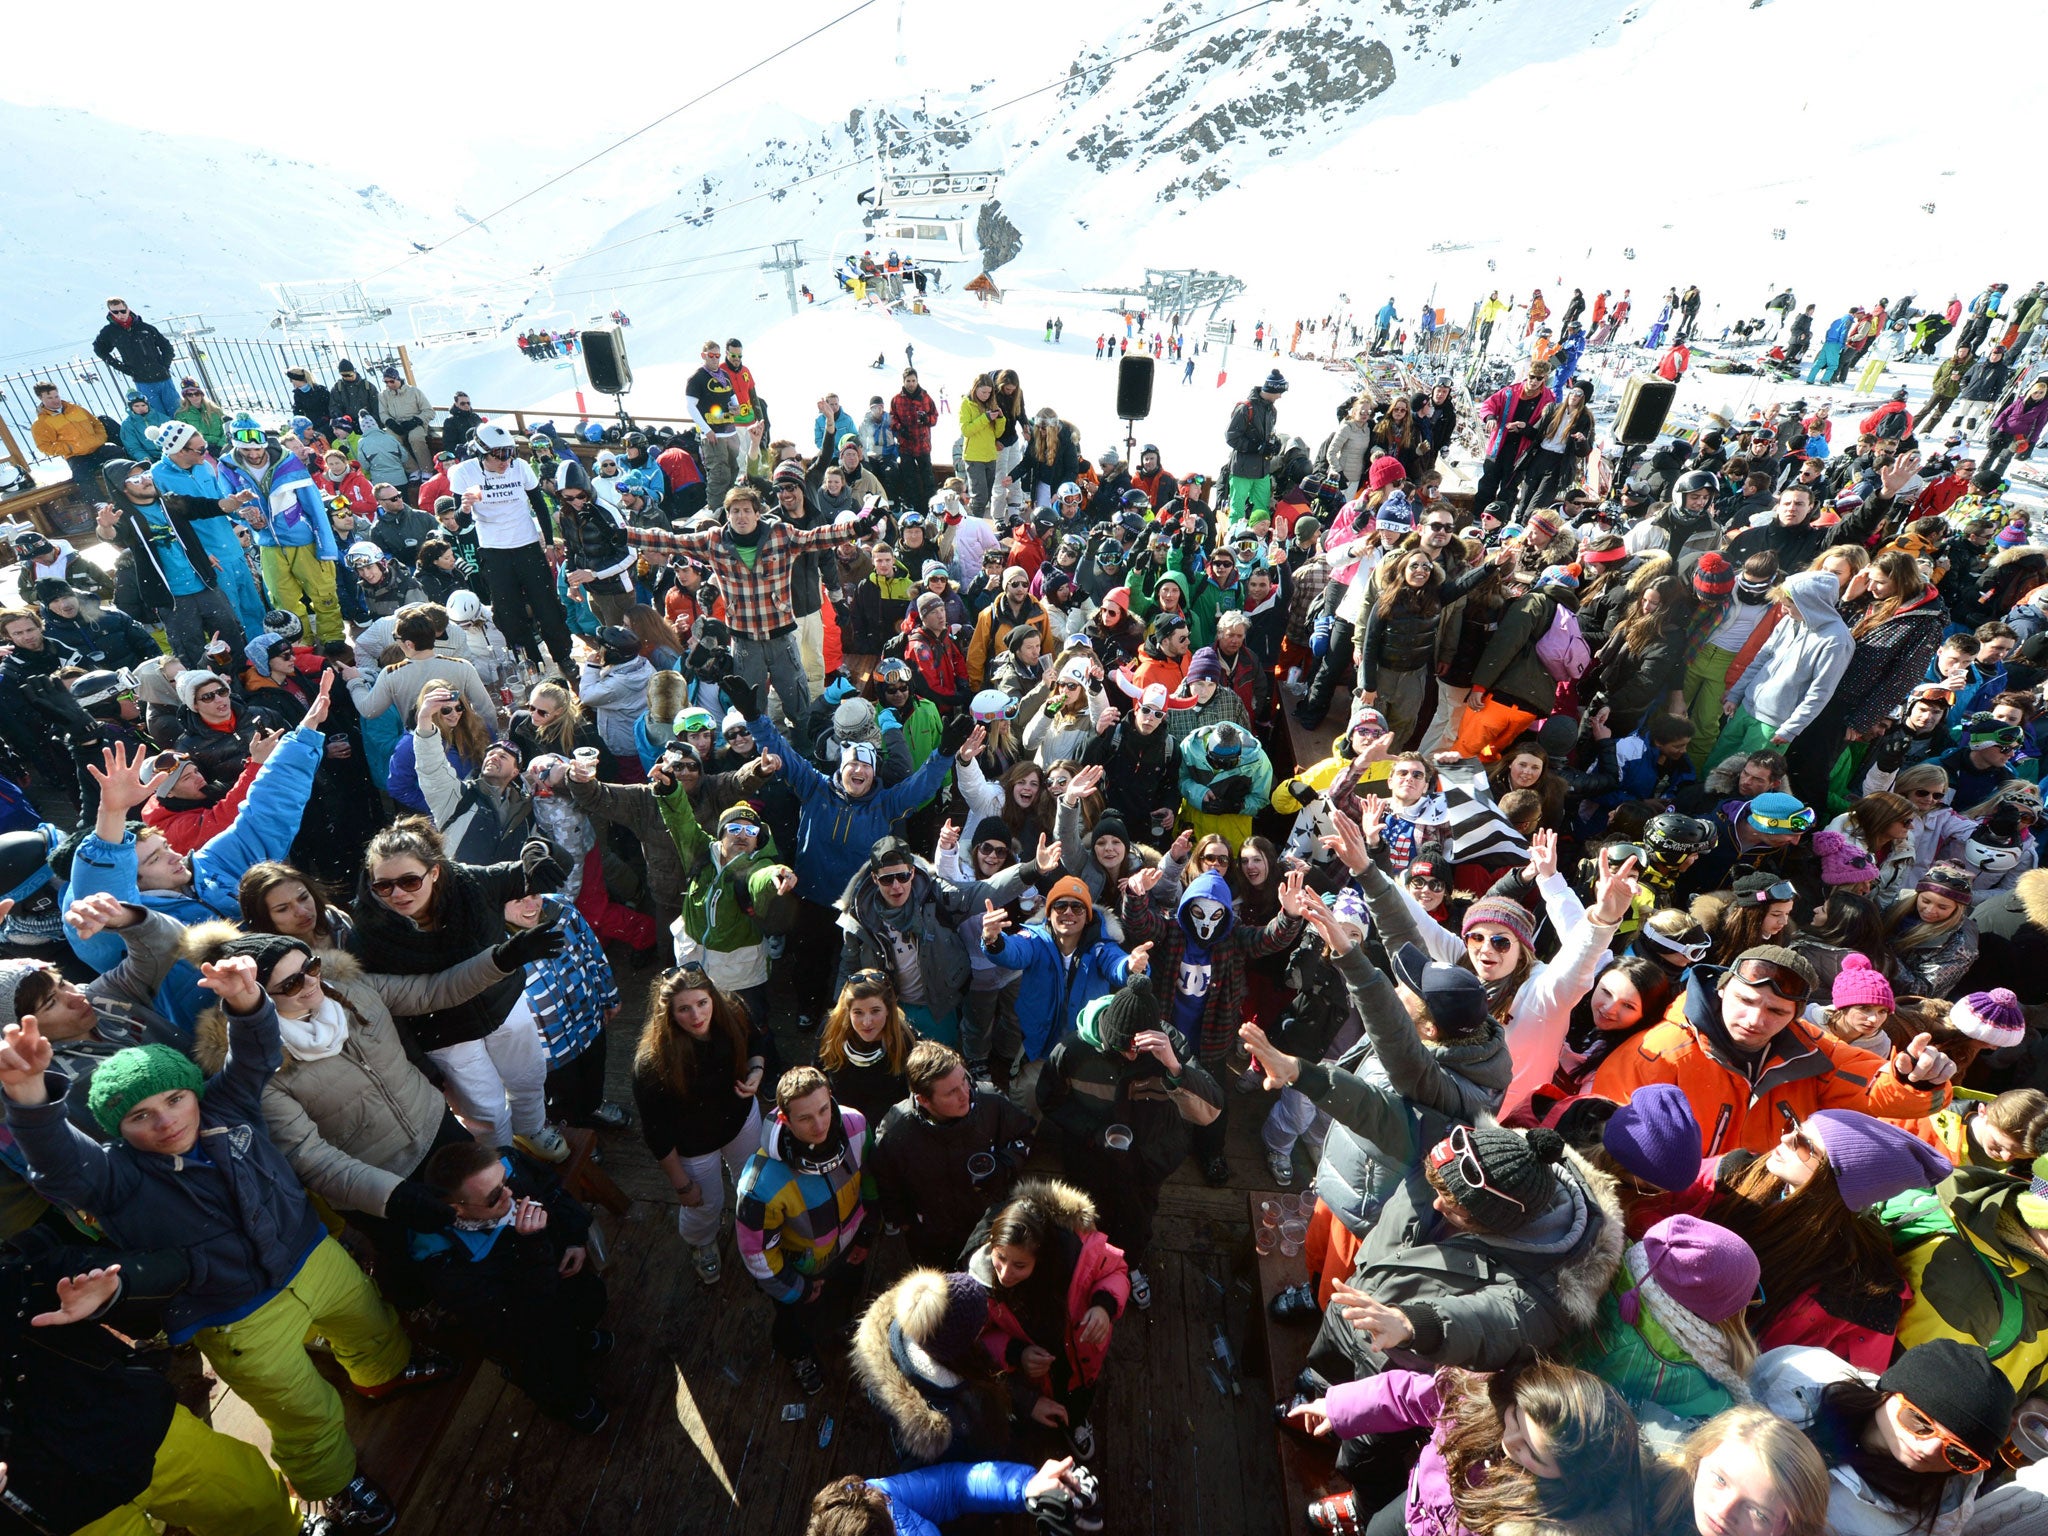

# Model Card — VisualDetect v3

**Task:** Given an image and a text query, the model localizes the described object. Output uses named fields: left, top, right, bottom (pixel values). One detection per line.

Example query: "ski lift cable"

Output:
left=544, top=0, right=1281, bottom=274
left=360, top=0, right=885, bottom=284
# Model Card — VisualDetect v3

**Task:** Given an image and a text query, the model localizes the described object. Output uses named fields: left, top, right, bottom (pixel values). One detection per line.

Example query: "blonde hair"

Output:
left=525, top=681, right=581, bottom=754
left=414, top=678, right=490, bottom=762
left=1663, top=1407, right=1829, bottom=1536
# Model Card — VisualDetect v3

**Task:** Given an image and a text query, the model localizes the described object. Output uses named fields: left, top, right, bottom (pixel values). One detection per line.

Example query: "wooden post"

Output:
left=398, top=344, right=416, bottom=388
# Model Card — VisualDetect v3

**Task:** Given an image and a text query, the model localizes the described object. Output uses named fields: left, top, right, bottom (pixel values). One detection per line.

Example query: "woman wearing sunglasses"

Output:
left=351, top=817, right=574, bottom=1163
left=1753, top=1339, right=2015, bottom=1536
left=1701, top=1110, right=1941, bottom=1373
left=182, top=917, right=556, bottom=1238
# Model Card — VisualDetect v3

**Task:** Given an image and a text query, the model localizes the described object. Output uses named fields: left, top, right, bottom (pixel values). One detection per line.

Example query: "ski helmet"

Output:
left=69, top=669, right=134, bottom=719
left=970, top=689, right=1018, bottom=725
left=1055, top=481, right=1082, bottom=503
left=475, top=422, right=517, bottom=454
left=1641, top=812, right=1715, bottom=866
left=1672, top=469, right=1719, bottom=507
left=345, top=541, right=387, bottom=570
left=596, top=625, right=642, bottom=666
left=1118, top=489, right=1153, bottom=513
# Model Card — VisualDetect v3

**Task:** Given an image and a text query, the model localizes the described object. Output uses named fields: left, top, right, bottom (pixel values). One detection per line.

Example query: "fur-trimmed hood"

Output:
left=1504, top=1140, right=1627, bottom=1334
left=850, top=1268, right=992, bottom=1463
left=186, top=919, right=371, bottom=1074
left=963, top=1176, right=1099, bottom=1288
left=2016, top=867, right=2048, bottom=930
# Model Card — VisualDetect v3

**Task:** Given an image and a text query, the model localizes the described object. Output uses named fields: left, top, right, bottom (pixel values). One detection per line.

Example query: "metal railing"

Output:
left=0, top=336, right=406, bottom=471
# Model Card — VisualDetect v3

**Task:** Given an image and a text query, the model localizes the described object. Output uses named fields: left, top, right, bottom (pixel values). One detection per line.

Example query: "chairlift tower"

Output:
left=762, top=242, right=804, bottom=317
left=1086, top=269, right=1246, bottom=325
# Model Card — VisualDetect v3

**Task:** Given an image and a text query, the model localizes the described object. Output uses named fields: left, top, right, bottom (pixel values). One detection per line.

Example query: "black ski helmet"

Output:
left=69, top=669, right=133, bottom=719
left=1642, top=812, right=1715, bottom=865
left=1672, top=470, right=1719, bottom=507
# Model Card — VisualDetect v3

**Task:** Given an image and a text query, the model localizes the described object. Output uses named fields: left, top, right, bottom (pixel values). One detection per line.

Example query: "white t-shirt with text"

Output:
left=448, top=458, right=542, bottom=550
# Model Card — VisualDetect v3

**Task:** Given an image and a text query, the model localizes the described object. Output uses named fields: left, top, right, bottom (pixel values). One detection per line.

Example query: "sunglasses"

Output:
left=1199, top=851, right=1231, bottom=866
left=563, top=492, right=591, bottom=504
left=724, top=728, right=753, bottom=742
left=975, top=840, right=1012, bottom=858
left=268, top=956, right=324, bottom=999
left=1049, top=897, right=1089, bottom=915
left=1732, top=955, right=1811, bottom=1003
left=1428, top=1124, right=1525, bottom=1214
left=874, top=869, right=914, bottom=886
left=1136, top=705, right=1165, bottom=720
left=181, top=388, right=203, bottom=396
left=1409, top=878, right=1447, bottom=892
left=1466, top=931, right=1516, bottom=953
left=370, top=870, right=429, bottom=897
left=193, top=686, right=229, bottom=705
left=721, top=821, right=760, bottom=838
left=1891, top=1396, right=1990, bottom=1475
left=666, top=962, right=713, bottom=988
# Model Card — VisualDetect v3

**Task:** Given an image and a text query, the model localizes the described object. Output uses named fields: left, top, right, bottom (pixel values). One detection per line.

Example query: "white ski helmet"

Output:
left=345, top=541, right=387, bottom=570
left=475, top=422, right=516, bottom=454
left=447, top=590, right=485, bottom=624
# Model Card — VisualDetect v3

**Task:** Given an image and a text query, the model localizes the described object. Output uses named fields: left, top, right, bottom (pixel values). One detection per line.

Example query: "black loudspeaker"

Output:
left=1116, top=355, right=1155, bottom=420
left=582, top=327, right=633, bottom=395
left=1613, top=374, right=1677, bottom=445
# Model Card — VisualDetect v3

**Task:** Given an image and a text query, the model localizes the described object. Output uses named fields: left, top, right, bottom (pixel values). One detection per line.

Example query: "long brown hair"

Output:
left=237, top=860, right=348, bottom=944
left=1434, top=1362, right=1645, bottom=1536
left=998, top=759, right=1055, bottom=839
left=635, top=969, right=753, bottom=1099
left=1612, top=572, right=1688, bottom=658
left=624, top=603, right=683, bottom=657
left=817, top=971, right=913, bottom=1074
left=1704, top=1149, right=1904, bottom=1335
left=1846, top=791, right=1914, bottom=863
left=993, top=368, right=1025, bottom=422
left=1852, top=550, right=1927, bottom=640
left=1373, top=548, right=1443, bottom=620
left=414, top=678, right=491, bottom=762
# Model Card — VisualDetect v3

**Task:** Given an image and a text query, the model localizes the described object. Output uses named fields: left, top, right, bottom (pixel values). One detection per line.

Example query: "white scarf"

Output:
left=1622, top=1243, right=1753, bottom=1404
left=278, top=993, right=350, bottom=1063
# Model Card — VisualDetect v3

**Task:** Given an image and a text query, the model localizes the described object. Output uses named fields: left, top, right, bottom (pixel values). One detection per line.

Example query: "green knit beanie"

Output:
left=88, top=1045, right=205, bottom=1137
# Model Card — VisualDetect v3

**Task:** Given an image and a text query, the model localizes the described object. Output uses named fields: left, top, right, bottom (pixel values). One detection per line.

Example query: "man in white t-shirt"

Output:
left=447, top=424, right=574, bottom=676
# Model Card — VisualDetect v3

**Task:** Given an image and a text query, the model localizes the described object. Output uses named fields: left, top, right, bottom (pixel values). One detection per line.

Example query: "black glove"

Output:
left=492, top=921, right=565, bottom=971
left=384, top=1178, right=456, bottom=1233
left=1284, top=777, right=1318, bottom=807
left=939, top=711, right=975, bottom=758
left=720, top=673, right=760, bottom=722
left=1873, top=725, right=1910, bottom=773
left=519, top=839, right=570, bottom=897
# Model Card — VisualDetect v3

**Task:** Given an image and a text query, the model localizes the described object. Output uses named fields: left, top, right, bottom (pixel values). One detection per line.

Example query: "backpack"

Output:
left=1532, top=599, right=1591, bottom=682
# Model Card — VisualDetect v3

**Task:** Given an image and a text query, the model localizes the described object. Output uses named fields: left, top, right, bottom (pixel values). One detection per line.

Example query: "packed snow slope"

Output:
left=2, top=0, right=2036, bottom=398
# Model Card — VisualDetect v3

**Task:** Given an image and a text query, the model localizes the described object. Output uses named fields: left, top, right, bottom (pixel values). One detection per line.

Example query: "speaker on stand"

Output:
left=1115, top=354, right=1155, bottom=462
left=1610, top=374, right=1678, bottom=485
left=581, top=326, right=636, bottom=433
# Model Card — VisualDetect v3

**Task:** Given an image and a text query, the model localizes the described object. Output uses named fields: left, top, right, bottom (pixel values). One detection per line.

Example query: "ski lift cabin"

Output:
left=859, top=216, right=970, bottom=264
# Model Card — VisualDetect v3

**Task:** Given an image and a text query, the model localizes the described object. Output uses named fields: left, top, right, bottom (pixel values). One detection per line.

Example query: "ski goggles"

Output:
left=1730, top=955, right=1812, bottom=1004
left=231, top=424, right=266, bottom=447
left=1641, top=926, right=1712, bottom=964
left=1737, top=880, right=1797, bottom=905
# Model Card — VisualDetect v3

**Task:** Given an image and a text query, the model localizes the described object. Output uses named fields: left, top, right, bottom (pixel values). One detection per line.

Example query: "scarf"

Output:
left=278, top=993, right=350, bottom=1062
left=778, top=1105, right=852, bottom=1177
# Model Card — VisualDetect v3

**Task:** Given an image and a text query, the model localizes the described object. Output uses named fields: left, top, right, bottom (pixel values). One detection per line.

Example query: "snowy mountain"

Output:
left=2, top=0, right=2037, bottom=446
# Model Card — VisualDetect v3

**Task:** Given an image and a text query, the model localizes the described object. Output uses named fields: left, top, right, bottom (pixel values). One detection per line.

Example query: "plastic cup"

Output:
left=1279, top=1217, right=1308, bottom=1257
left=1256, top=1199, right=1282, bottom=1227
left=1103, top=1123, right=1134, bottom=1152
left=966, top=1152, right=998, bottom=1185
left=1254, top=1223, right=1279, bottom=1256
left=573, top=746, right=600, bottom=766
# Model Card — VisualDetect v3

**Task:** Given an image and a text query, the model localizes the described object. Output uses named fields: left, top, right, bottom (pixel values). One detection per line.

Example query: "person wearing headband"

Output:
left=1593, top=944, right=1956, bottom=1158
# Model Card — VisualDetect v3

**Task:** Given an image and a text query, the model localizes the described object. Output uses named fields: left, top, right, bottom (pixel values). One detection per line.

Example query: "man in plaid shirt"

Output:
left=622, top=482, right=868, bottom=725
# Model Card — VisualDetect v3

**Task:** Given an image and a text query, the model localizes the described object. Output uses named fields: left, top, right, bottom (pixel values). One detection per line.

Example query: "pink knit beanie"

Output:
left=1949, top=989, right=2026, bottom=1048
left=1830, top=953, right=1894, bottom=1011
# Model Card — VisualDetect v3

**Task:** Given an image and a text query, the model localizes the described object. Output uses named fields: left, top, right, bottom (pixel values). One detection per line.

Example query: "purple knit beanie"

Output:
left=1619, top=1216, right=1760, bottom=1326
left=1804, top=1110, right=1953, bottom=1211
left=1461, top=895, right=1537, bottom=954
left=920, top=1271, right=991, bottom=1369
left=1185, top=646, right=1225, bottom=686
left=1830, top=953, right=1894, bottom=1012
left=1601, top=1083, right=1704, bottom=1191
left=1949, top=988, right=2026, bottom=1048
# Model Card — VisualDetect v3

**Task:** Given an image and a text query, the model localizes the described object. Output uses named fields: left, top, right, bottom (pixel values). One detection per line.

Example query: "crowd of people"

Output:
left=5, top=279, right=2048, bottom=1536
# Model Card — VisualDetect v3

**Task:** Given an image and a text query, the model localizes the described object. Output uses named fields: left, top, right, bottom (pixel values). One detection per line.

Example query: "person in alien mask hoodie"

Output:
left=1119, top=864, right=1307, bottom=1187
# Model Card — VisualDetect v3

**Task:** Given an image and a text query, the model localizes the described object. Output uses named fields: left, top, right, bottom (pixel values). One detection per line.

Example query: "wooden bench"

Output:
left=1246, top=1191, right=1346, bottom=1536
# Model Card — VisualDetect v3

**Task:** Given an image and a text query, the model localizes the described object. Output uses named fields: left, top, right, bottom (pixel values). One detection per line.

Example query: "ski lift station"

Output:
left=831, top=157, right=997, bottom=267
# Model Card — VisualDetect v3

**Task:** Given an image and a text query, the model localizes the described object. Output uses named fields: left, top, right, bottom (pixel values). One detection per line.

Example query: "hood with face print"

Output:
left=1178, top=871, right=1237, bottom=948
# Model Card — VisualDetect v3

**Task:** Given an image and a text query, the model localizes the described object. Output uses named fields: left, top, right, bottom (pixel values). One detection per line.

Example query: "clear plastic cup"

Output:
left=1279, top=1217, right=1308, bottom=1257
left=1254, top=1222, right=1279, bottom=1256
left=1103, top=1123, right=1134, bottom=1152
left=1256, top=1199, right=1282, bottom=1227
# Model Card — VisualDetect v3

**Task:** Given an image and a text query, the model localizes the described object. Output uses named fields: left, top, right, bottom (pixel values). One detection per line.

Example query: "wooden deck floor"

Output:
left=378, top=989, right=1299, bottom=1536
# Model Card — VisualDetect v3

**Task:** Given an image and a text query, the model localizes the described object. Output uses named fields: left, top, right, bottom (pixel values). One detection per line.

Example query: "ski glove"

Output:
left=719, top=674, right=760, bottom=723
left=1872, top=725, right=1911, bottom=773
left=518, top=839, right=572, bottom=898
left=939, top=712, right=976, bottom=759
left=492, top=921, right=566, bottom=972
left=1028, top=1464, right=1104, bottom=1536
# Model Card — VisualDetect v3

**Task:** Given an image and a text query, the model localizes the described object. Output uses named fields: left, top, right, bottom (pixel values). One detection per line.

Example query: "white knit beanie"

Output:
left=175, top=669, right=227, bottom=711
